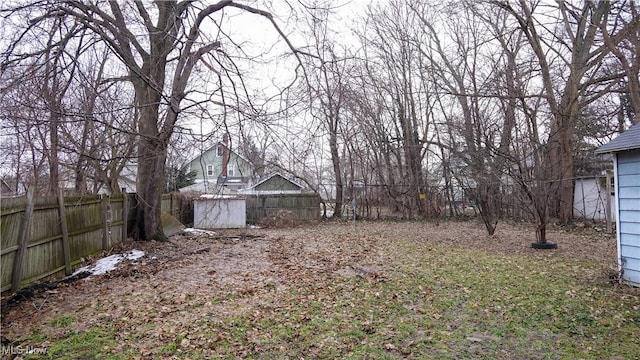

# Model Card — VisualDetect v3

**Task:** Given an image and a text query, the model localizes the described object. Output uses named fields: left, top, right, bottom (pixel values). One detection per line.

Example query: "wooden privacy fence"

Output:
left=0, top=192, right=185, bottom=293
left=245, top=193, right=320, bottom=224
left=161, top=193, right=183, bottom=220
left=0, top=190, right=135, bottom=293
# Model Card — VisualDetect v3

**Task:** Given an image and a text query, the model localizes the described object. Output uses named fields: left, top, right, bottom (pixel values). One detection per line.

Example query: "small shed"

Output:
left=595, top=124, right=640, bottom=287
left=573, top=176, right=615, bottom=221
left=194, top=195, right=246, bottom=229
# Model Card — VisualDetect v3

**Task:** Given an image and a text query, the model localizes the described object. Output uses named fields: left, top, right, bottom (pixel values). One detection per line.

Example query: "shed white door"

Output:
left=194, top=198, right=246, bottom=229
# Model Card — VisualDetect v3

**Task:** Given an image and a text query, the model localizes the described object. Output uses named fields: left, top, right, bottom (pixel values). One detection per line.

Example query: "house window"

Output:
left=216, top=145, right=223, bottom=157
left=227, top=164, right=235, bottom=177
left=206, top=164, right=214, bottom=177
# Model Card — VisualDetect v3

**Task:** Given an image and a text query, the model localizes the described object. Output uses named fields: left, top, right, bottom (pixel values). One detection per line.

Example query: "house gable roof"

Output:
left=251, top=172, right=304, bottom=191
left=185, top=141, right=251, bottom=166
left=595, top=123, right=640, bottom=154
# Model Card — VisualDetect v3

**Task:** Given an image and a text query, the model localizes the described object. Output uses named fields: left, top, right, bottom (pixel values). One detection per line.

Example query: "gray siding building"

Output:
left=596, top=124, right=640, bottom=287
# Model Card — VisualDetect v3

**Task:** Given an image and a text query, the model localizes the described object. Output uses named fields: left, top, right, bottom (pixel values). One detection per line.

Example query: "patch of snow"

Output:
left=73, top=250, right=145, bottom=277
left=125, top=249, right=145, bottom=261
left=249, top=225, right=262, bottom=229
left=183, top=228, right=217, bottom=236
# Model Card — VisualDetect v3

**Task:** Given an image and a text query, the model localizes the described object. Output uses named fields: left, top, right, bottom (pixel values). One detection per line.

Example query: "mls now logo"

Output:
left=2, top=345, right=48, bottom=355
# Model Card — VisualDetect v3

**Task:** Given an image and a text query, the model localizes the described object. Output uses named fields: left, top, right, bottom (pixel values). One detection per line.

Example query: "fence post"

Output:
left=12, top=187, right=35, bottom=291
left=122, top=191, right=129, bottom=242
left=173, top=193, right=179, bottom=219
left=102, top=195, right=110, bottom=250
left=57, top=189, right=72, bottom=275
left=170, top=192, right=175, bottom=217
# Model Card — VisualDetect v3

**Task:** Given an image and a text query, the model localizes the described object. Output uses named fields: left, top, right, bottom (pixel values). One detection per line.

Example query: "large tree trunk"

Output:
left=135, top=137, right=167, bottom=241
left=557, top=122, right=575, bottom=224
left=6, top=0, right=301, bottom=239
left=133, top=69, right=168, bottom=240
left=134, top=99, right=168, bottom=240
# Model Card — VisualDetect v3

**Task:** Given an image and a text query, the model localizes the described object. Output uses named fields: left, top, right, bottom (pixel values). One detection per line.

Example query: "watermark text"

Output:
left=2, top=344, right=49, bottom=355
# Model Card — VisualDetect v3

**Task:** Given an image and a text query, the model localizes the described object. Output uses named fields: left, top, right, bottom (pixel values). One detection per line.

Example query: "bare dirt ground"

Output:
left=0, top=220, right=622, bottom=356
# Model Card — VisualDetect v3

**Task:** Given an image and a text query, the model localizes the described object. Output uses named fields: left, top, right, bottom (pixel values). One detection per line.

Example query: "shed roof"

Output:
left=595, top=123, right=640, bottom=154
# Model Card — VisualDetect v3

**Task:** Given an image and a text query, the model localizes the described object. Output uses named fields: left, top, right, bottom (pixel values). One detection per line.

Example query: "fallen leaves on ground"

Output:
left=2, top=220, right=638, bottom=359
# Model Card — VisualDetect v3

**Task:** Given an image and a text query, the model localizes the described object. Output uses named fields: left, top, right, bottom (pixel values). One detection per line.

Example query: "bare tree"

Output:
left=352, top=1, right=436, bottom=219
left=3, top=1, right=306, bottom=240
left=62, top=45, right=112, bottom=195
left=599, top=1, right=640, bottom=125
left=494, top=0, right=636, bottom=224
left=404, top=1, right=517, bottom=233
left=299, top=7, right=352, bottom=219
left=1, top=63, right=55, bottom=196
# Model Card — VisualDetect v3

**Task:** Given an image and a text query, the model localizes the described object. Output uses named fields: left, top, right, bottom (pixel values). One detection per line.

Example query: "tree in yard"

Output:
left=0, top=65, right=50, bottom=195
left=494, top=0, right=638, bottom=225
left=0, top=19, right=88, bottom=196
left=300, top=6, right=351, bottom=219
left=506, top=101, right=558, bottom=246
left=353, top=1, right=435, bottom=219
left=410, top=1, right=517, bottom=234
left=2, top=1, right=305, bottom=240
left=599, top=1, right=640, bottom=126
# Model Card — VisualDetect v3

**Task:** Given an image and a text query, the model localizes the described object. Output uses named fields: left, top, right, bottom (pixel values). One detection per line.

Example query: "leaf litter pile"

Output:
left=2, top=221, right=639, bottom=359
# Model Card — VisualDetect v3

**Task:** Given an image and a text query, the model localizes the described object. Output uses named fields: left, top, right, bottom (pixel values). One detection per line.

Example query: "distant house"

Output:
left=240, top=172, right=305, bottom=195
left=89, top=162, right=137, bottom=195
left=595, top=124, right=640, bottom=287
left=181, top=134, right=253, bottom=193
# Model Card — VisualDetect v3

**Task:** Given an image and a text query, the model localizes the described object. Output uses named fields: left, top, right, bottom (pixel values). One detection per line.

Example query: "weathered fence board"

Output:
left=1, top=252, right=16, bottom=292
left=1, top=191, right=182, bottom=293
left=246, top=193, right=320, bottom=224
left=161, top=193, right=183, bottom=219
left=21, top=238, right=66, bottom=285
left=57, top=190, right=72, bottom=275
left=10, top=187, right=34, bottom=291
